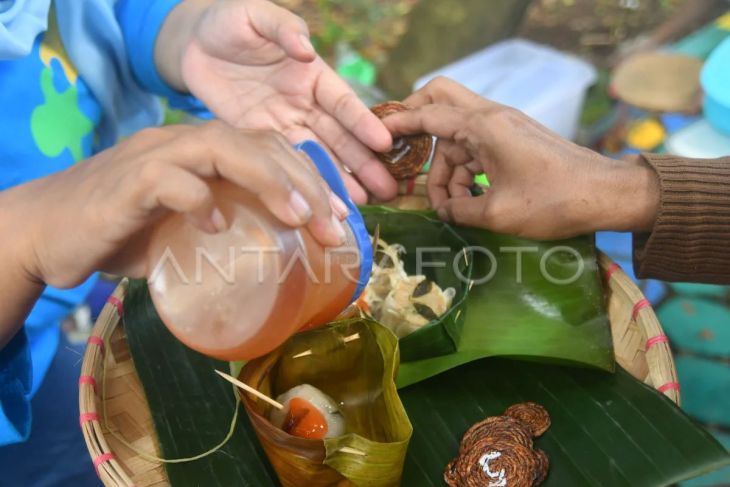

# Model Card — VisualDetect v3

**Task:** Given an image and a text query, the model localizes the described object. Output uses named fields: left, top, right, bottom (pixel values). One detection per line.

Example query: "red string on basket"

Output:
left=631, top=298, right=651, bottom=321
left=93, top=452, right=115, bottom=475
left=87, top=335, right=105, bottom=355
left=645, top=334, right=669, bottom=351
left=605, top=262, right=621, bottom=281
left=79, top=375, right=97, bottom=393
left=657, top=382, right=680, bottom=393
left=79, top=412, right=98, bottom=426
left=406, top=177, right=416, bottom=195
left=107, top=295, right=124, bottom=317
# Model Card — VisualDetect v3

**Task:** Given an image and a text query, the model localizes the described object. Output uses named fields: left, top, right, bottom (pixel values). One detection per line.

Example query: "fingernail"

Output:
left=331, top=214, right=347, bottom=245
left=330, top=192, right=350, bottom=220
left=299, top=34, right=315, bottom=54
left=437, top=207, right=449, bottom=221
left=210, top=207, right=227, bottom=233
left=289, top=190, right=312, bottom=223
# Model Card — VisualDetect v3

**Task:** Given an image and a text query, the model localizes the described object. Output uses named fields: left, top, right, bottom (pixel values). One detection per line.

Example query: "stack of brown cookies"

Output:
left=445, top=402, right=551, bottom=487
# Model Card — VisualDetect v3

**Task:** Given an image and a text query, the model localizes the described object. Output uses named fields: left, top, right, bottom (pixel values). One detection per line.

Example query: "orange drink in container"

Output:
left=145, top=141, right=373, bottom=361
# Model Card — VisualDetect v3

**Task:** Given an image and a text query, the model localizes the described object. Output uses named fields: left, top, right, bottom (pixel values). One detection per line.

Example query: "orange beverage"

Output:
left=145, top=142, right=372, bottom=361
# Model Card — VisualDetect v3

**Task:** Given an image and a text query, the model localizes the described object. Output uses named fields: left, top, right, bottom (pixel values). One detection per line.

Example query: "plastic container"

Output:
left=701, top=37, right=730, bottom=135
left=145, top=141, right=372, bottom=361
left=414, top=38, right=597, bottom=140
left=665, top=119, right=730, bottom=159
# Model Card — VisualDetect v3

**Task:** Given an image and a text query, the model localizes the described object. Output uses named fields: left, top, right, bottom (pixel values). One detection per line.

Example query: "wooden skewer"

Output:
left=372, top=224, right=381, bottom=251
left=292, top=333, right=361, bottom=359
left=338, top=446, right=367, bottom=456
left=343, top=333, right=360, bottom=343
left=214, top=369, right=283, bottom=410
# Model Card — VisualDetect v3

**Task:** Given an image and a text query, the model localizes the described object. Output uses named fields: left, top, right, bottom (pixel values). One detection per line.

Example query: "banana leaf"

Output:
left=359, top=206, right=613, bottom=387
left=360, top=209, right=473, bottom=362
left=399, top=358, right=730, bottom=486
left=239, top=319, right=412, bottom=486
left=124, top=280, right=730, bottom=487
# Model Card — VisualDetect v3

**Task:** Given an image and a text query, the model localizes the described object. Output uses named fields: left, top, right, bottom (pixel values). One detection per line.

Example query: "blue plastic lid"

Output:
left=295, top=141, right=373, bottom=302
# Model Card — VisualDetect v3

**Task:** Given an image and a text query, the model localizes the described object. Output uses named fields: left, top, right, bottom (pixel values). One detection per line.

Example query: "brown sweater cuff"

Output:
left=633, top=153, right=730, bottom=284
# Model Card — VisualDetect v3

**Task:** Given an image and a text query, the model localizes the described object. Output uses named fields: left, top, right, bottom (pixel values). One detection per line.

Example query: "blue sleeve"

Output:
left=0, top=329, right=32, bottom=447
left=115, top=0, right=211, bottom=116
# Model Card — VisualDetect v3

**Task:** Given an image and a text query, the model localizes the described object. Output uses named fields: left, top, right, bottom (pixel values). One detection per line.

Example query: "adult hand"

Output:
left=5, top=122, right=348, bottom=290
left=382, top=78, right=660, bottom=240
left=157, top=0, right=397, bottom=203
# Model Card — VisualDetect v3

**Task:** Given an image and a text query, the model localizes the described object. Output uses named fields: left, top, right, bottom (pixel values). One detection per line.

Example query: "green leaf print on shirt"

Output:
left=31, top=67, right=93, bottom=162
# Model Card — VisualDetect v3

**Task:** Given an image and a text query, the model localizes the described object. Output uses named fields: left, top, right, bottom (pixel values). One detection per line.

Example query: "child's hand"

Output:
left=6, top=122, right=347, bottom=289
left=383, top=78, right=660, bottom=240
left=156, top=0, right=397, bottom=204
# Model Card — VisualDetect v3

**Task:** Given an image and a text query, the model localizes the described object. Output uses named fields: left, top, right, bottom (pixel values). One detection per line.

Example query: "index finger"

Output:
left=313, top=63, right=393, bottom=152
left=404, top=77, right=493, bottom=108
left=382, top=104, right=467, bottom=140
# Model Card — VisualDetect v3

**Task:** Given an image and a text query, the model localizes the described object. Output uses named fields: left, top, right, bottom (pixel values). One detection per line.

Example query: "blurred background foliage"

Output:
left=276, top=0, right=692, bottom=66
left=276, top=0, right=420, bottom=64
left=268, top=0, right=690, bottom=98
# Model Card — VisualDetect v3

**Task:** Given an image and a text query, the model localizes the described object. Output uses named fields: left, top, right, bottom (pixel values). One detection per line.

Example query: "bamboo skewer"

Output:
left=372, top=224, right=380, bottom=251
left=292, top=333, right=361, bottom=359
left=215, top=371, right=367, bottom=455
left=338, top=447, right=367, bottom=456
left=214, top=370, right=283, bottom=410
left=343, top=333, right=360, bottom=343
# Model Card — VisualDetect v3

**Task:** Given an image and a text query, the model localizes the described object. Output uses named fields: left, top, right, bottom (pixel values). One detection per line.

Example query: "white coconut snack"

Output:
left=269, top=384, right=346, bottom=439
left=362, top=239, right=456, bottom=338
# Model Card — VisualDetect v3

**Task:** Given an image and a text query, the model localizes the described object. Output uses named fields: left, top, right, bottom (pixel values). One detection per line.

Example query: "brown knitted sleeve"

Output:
left=633, top=154, right=730, bottom=284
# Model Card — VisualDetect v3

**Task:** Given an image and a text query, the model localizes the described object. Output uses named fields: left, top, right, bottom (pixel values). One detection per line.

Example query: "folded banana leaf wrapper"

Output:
left=238, top=318, right=412, bottom=487
left=123, top=281, right=730, bottom=487
left=359, top=206, right=614, bottom=387
left=360, top=208, right=473, bottom=362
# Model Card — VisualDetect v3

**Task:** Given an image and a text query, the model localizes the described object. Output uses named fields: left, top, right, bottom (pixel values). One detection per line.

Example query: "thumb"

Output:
left=437, top=194, right=491, bottom=229
left=247, top=0, right=316, bottom=62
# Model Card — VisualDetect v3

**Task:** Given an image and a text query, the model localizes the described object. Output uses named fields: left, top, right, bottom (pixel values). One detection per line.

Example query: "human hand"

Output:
left=158, top=0, right=397, bottom=203
left=382, top=78, right=660, bottom=240
left=7, top=122, right=348, bottom=289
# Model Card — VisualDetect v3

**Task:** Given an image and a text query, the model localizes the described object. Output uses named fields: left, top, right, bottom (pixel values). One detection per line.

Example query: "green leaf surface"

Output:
left=359, top=207, right=614, bottom=387
left=124, top=281, right=730, bottom=487
left=399, top=358, right=730, bottom=487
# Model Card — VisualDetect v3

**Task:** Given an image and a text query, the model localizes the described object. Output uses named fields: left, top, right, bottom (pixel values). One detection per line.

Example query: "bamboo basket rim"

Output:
left=79, top=252, right=679, bottom=487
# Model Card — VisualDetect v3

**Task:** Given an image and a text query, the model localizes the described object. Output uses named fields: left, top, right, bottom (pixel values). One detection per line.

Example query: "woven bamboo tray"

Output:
left=80, top=193, right=680, bottom=486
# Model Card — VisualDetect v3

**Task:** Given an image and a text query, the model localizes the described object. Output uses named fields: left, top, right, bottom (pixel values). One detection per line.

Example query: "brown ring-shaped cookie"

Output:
left=452, top=438, right=542, bottom=487
left=533, top=449, right=550, bottom=485
left=444, top=458, right=460, bottom=487
left=371, top=101, right=433, bottom=179
left=460, top=416, right=534, bottom=453
left=504, top=402, right=552, bottom=437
